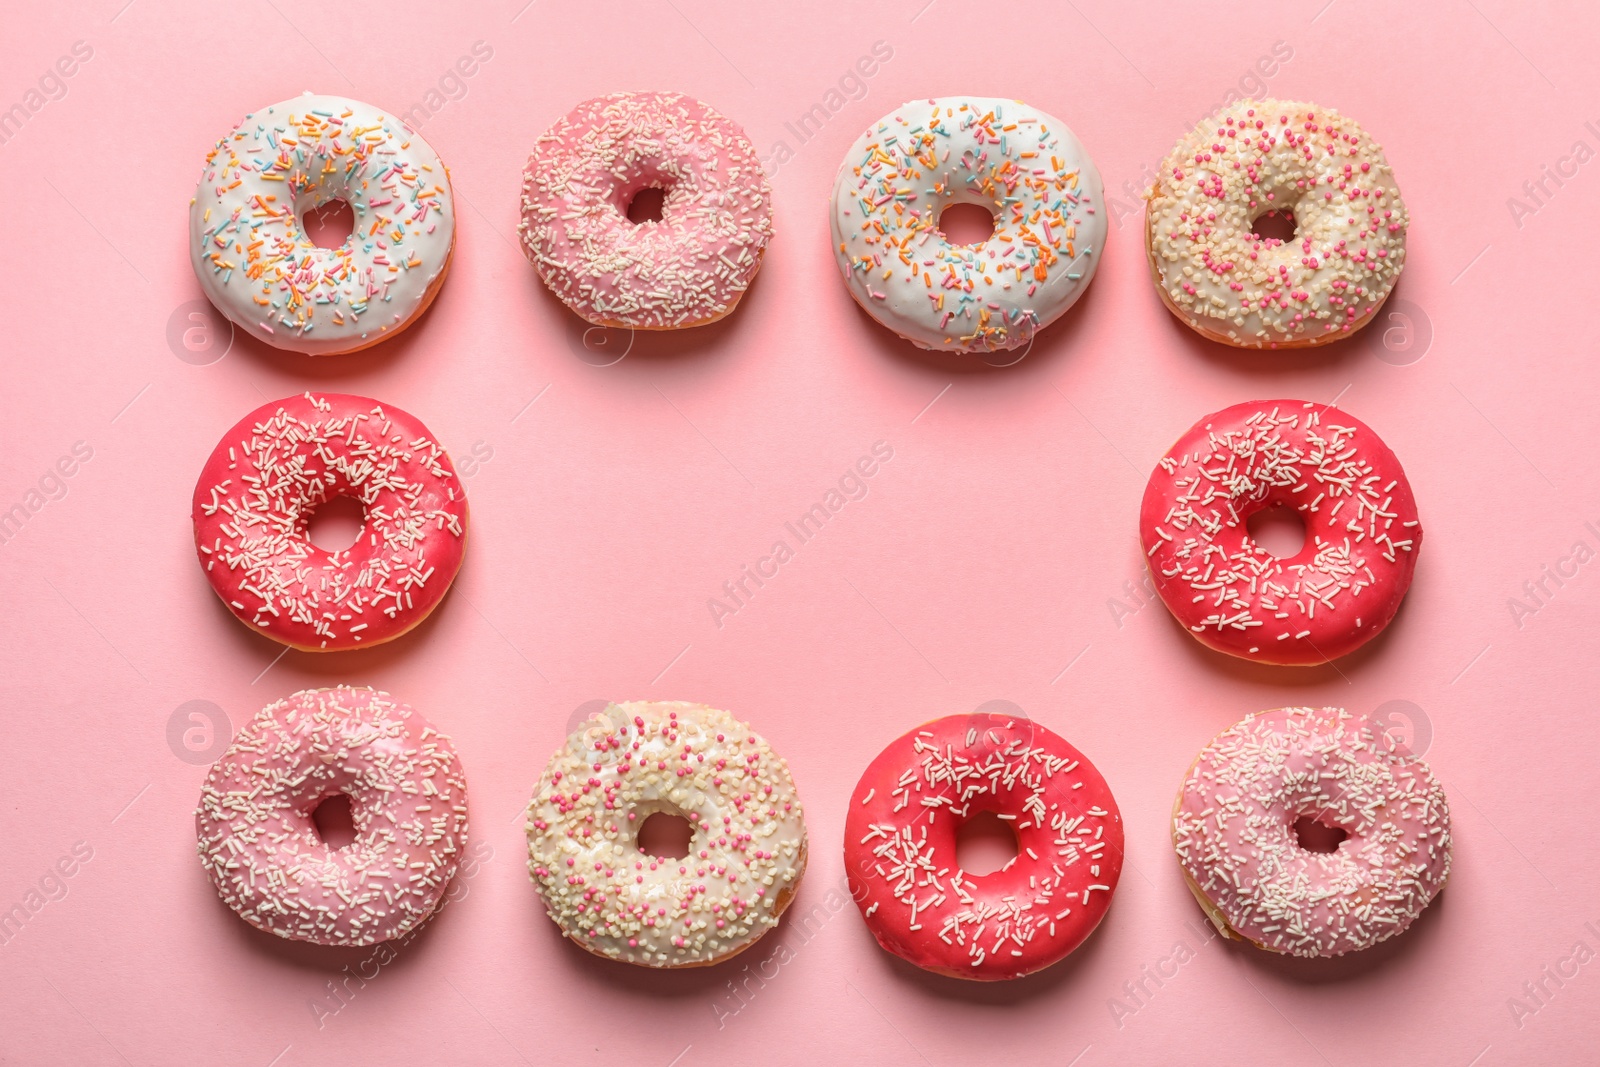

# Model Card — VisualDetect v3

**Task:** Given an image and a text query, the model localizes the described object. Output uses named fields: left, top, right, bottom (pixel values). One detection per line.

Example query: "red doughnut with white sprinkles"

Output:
left=192, top=392, right=467, bottom=652
left=1173, top=706, right=1451, bottom=957
left=518, top=91, right=773, bottom=330
left=845, top=714, right=1123, bottom=980
left=195, top=687, right=470, bottom=946
left=526, top=701, right=807, bottom=968
left=1140, top=399, right=1421, bottom=665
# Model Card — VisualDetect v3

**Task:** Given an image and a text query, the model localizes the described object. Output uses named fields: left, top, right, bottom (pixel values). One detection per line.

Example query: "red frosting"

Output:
left=191, top=392, right=468, bottom=651
left=844, top=714, right=1123, bottom=981
left=1140, top=399, right=1421, bottom=665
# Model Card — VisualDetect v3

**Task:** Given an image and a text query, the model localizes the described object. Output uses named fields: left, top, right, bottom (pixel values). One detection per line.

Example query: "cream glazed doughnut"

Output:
left=1140, top=399, right=1421, bottom=665
left=195, top=687, right=470, bottom=946
left=518, top=91, right=773, bottom=329
left=845, top=713, right=1123, bottom=980
left=1144, top=98, right=1407, bottom=348
left=525, top=701, right=806, bottom=968
left=190, top=93, right=455, bottom=355
left=830, top=97, right=1106, bottom=354
left=1173, top=707, right=1451, bottom=957
left=192, top=392, right=468, bottom=652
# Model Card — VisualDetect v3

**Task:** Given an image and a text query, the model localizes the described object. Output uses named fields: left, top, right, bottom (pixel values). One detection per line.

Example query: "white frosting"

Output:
left=830, top=97, right=1106, bottom=354
left=189, top=93, right=455, bottom=355
left=1144, top=99, right=1407, bottom=348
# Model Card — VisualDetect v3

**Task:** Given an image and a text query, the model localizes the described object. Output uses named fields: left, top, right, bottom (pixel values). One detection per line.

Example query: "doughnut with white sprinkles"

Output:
left=191, top=392, right=468, bottom=652
left=189, top=93, right=455, bottom=355
left=195, top=687, right=470, bottom=946
left=518, top=91, right=773, bottom=330
left=1173, top=706, right=1451, bottom=957
left=1145, top=98, right=1407, bottom=348
left=844, top=714, right=1123, bottom=980
left=830, top=97, right=1107, bottom=354
left=1140, top=399, right=1421, bottom=665
left=526, top=702, right=807, bottom=968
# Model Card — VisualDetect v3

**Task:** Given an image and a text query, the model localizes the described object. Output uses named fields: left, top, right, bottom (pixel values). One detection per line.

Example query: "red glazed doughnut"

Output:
left=844, top=713, right=1123, bottom=980
left=192, top=392, right=468, bottom=651
left=1140, top=399, right=1421, bottom=665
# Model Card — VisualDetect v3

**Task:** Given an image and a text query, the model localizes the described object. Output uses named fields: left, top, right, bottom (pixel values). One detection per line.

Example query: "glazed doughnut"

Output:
left=192, top=392, right=468, bottom=652
left=195, top=687, right=470, bottom=946
left=830, top=96, right=1106, bottom=354
left=190, top=93, right=455, bottom=355
left=1173, top=706, right=1451, bottom=957
left=518, top=91, right=772, bottom=329
left=1145, top=98, right=1407, bottom=348
left=1140, top=399, right=1421, bottom=665
left=845, top=713, right=1123, bottom=980
left=525, top=701, right=807, bottom=967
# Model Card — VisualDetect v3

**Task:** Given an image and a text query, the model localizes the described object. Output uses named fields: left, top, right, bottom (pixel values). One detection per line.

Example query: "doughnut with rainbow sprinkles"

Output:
left=1140, top=399, right=1421, bottom=665
left=1173, top=706, right=1451, bottom=957
left=844, top=713, right=1123, bottom=980
left=518, top=91, right=773, bottom=330
left=1144, top=98, right=1407, bottom=348
left=195, top=686, right=470, bottom=946
left=189, top=93, right=455, bottom=355
left=830, top=96, right=1106, bottom=354
left=526, top=701, right=807, bottom=968
left=191, top=392, right=468, bottom=652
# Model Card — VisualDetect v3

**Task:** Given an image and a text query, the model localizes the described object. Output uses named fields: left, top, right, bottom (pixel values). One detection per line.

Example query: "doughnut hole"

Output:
left=1293, top=815, right=1349, bottom=854
left=303, top=198, right=355, bottom=249
left=626, top=187, right=667, bottom=224
left=955, top=811, right=1019, bottom=876
left=306, top=495, right=365, bottom=553
left=938, top=202, right=996, bottom=247
left=1245, top=504, right=1306, bottom=558
left=1250, top=208, right=1297, bottom=246
left=312, top=793, right=358, bottom=850
left=636, top=810, right=693, bottom=859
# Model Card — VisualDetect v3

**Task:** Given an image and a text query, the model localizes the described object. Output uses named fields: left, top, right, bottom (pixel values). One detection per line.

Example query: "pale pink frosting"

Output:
left=195, top=687, right=469, bottom=946
left=1173, top=706, right=1451, bottom=958
left=518, top=91, right=773, bottom=329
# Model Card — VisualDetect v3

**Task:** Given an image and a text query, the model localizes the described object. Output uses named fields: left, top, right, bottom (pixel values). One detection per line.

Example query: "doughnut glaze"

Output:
left=526, top=701, right=807, bottom=968
left=195, top=687, right=469, bottom=946
left=1173, top=706, right=1451, bottom=957
left=519, top=91, right=772, bottom=330
left=1140, top=399, right=1421, bottom=665
left=830, top=97, right=1106, bottom=354
left=192, top=392, right=468, bottom=652
left=845, top=714, right=1123, bottom=980
left=189, top=93, right=455, bottom=355
left=1145, top=98, right=1407, bottom=348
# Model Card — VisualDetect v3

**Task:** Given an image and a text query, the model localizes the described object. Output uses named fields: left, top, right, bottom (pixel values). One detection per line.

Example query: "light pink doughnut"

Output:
left=195, top=687, right=470, bottom=946
left=1172, top=706, right=1451, bottom=958
left=518, top=91, right=773, bottom=329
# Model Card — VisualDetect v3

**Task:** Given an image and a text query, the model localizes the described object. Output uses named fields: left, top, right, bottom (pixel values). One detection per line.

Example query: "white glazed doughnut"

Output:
left=1144, top=98, right=1407, bottom=348
left=195, top=687, right=469, bottom=946
left=189, top=93, right=455, bottom=355
left=830, top=96, right=1106, bottom=354
left=525, top=701, right=807, bottom=968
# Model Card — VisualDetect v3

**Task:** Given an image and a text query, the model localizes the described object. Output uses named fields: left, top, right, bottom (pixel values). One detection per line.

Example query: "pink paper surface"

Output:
left=2, top=1, right=1597, bottom=1064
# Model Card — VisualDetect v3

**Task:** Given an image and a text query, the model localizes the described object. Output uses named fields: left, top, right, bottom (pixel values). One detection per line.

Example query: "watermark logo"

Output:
left=1361, top=699, right=1431, bottom=759
left=564, top=317, right=633, bottom=367
left=167, top=299, right=234, bottom=365
left=1366, top=298, right=1432, bottom=366
left=167, top=700, right=232, bottom=765
left=565, top=699, right=618, bottom=740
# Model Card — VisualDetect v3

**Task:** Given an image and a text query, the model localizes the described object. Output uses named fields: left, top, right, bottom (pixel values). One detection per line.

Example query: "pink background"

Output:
left=2, top=0, right=1597, bottom=1063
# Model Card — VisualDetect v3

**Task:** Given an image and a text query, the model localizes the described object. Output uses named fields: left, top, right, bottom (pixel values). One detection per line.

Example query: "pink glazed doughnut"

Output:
left=518, top=91, right=773, bottom=329
left=195, top=687, right=470, bottom=946
left=1172, top=706, right=1451, bottom=957
left=1140, top=399, right=1421, bottom=665
left=192, top=392, right=468, bottom=652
